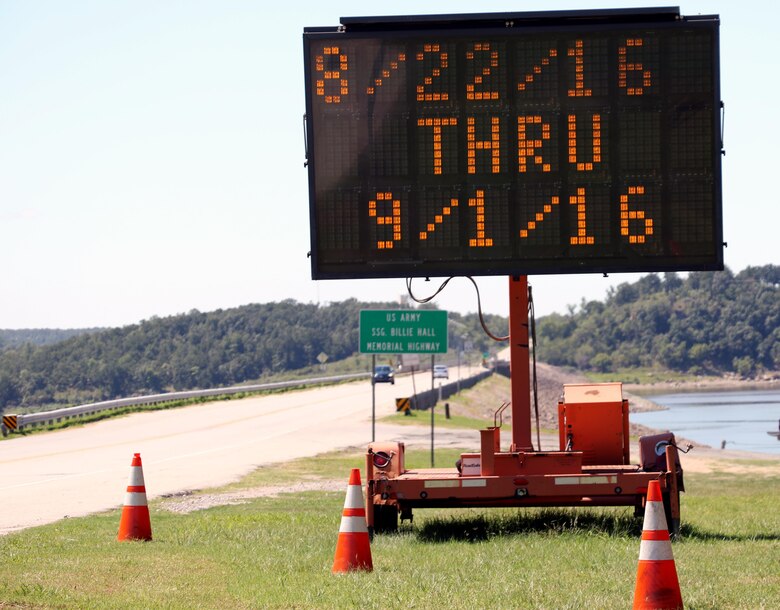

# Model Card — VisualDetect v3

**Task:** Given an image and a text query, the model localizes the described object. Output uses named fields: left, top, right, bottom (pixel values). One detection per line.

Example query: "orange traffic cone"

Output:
left=633, top=479, right=683, bottom=609
left=117, top=452, right=152, bottom=541
left=331, top=468, right=373, bottom=573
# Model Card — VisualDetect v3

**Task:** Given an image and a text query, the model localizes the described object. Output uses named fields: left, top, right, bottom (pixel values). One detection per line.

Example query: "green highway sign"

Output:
left=360, top=310, right=448, bottom=354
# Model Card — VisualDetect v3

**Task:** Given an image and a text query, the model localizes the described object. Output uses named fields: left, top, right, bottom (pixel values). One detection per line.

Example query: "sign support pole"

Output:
left=431, top=400, right=435, bottom=467
left=410, top=366, right=417, bottom=409
left=457, top=348, right=461, bottom=394
left=430, top=355, right=437, bottom=466
left=509, top=276, right=534, bottom=451
left=371, top=354, right=376, bottom=442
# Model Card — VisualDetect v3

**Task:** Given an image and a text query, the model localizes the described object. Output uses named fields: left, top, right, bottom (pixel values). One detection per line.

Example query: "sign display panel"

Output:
left=303, top=9, right=722, bottom=279
left=360, top=309, right=448, bottom=353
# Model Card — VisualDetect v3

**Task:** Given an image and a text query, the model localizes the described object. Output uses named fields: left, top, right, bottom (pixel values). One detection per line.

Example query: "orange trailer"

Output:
left=366, top=276, right=685, bottom=536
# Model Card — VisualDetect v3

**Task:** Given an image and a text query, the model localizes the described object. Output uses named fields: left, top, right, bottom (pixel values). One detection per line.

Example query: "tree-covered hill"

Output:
left=5, top=265, right=774, bottom=411
left=0, top=300, right=507, bottom=410
left=537, top=265, right=780, bottom=377
left=0, top=328, right=101, bottom=350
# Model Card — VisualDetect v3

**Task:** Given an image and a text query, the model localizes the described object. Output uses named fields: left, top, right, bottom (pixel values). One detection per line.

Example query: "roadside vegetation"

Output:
left=384, top=409, right=488, bottom=431
left=538, top=265, right=780, bottom=378
left=582, top=367, right=721, bottom=386
left=2, top=266, right=777, bottom=417
left=0, top=300, right=501, bottom=412
left=1, top=447, right=777, bottom=609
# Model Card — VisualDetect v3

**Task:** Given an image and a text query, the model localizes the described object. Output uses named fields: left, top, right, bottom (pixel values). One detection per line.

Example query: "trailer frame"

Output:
left=366, top=276, right=684, bottom=536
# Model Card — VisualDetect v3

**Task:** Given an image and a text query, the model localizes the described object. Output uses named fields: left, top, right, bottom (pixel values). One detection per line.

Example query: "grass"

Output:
left=382, top=411, right=559, bottom=444
left=443, top=373, right=511, bottom=416
left=1, top=448, right=779, bottom=609
left=382, top=409, right=488, bottom=430
left=583, top=367, right=719, bottom=386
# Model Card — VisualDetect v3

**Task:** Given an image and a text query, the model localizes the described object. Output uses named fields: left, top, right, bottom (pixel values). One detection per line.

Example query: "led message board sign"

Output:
left=303, top=8, right=722, bottom=279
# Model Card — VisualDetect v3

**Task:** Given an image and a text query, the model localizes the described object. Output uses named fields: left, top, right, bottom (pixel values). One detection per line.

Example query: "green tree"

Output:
left=537, top=266, right=780, bottom=376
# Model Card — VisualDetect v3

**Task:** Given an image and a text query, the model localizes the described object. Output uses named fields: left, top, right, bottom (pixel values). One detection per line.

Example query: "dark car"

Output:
left=373, top=364, right=395, bottom=384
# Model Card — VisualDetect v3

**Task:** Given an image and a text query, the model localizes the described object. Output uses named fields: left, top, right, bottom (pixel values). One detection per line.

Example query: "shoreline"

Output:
left=624, top=375, right=780, bottom=395
left=537, top=365, right=780, bottom=453
left=623, top=377, right=780, bottom=454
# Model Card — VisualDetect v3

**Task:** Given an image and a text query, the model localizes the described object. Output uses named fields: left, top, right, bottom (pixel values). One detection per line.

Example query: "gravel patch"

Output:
left=161, top=479, right=345, bottom=514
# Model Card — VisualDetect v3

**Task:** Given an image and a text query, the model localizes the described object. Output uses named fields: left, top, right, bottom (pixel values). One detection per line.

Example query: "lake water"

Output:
left=632, top=388, right=780, bottom=455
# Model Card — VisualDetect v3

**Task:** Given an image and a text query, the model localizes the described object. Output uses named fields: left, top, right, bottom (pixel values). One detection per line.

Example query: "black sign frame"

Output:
left=303, top=8, right=723, bottom=279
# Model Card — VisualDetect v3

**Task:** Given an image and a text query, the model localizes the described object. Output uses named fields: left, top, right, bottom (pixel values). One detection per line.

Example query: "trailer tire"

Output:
left=372, top=504, right=398, bottom=535
left=662, top=490, right=681, bottom=538
left=635, top=491, right=680, bottom=536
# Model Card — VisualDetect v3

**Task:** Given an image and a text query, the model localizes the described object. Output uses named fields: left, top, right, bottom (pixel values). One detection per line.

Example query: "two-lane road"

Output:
left=0, top=365, right=480, bottom=534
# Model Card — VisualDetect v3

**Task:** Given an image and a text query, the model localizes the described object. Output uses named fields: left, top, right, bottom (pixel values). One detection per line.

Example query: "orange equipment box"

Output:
left=557, top=382, right=630, bottom=466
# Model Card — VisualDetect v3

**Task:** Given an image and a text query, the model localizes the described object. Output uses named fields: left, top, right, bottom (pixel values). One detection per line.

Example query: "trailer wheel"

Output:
left=663, top=490, right=681, bottom=538
left=635, top=490, right=680, bottom=537
left=372, top=504, right=398, bottom=536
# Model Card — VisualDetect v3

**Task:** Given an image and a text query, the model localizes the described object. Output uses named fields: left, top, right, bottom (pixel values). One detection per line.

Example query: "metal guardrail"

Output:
left=1, top=372, right=370, bottom=435
left=1, top=368, right=496, bottom=436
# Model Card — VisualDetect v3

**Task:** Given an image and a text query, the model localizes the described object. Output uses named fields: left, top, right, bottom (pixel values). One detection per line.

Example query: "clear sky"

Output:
left=1, top=1, right=775, bottom=329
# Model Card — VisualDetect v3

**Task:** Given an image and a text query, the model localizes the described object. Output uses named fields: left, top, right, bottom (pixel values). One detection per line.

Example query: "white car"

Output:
left=433, top=364, right=449, bottom=379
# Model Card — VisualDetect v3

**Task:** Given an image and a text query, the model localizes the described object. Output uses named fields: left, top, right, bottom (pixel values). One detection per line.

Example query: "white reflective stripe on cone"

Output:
left=127, top=467, right=146, bottom=487
left=344, top=485, right=363, bottom=508
left=644, top=501, right=668, bottom=530
left=339, top=515, right=368, bottom=533
left=638, top=539, right=675, bottom=561
left=124, top=491, right=148, bottom=507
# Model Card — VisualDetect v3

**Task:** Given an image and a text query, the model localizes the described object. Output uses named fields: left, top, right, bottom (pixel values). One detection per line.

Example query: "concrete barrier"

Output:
left=410, top=369, right=493, bottom=410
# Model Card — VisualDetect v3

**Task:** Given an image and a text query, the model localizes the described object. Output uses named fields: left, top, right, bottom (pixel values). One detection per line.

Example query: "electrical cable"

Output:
left=406, top=276, right=509, bottom=342
left=529, top=283, right=541, bottom=452
left=405, top=276, right=452, bottom=304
